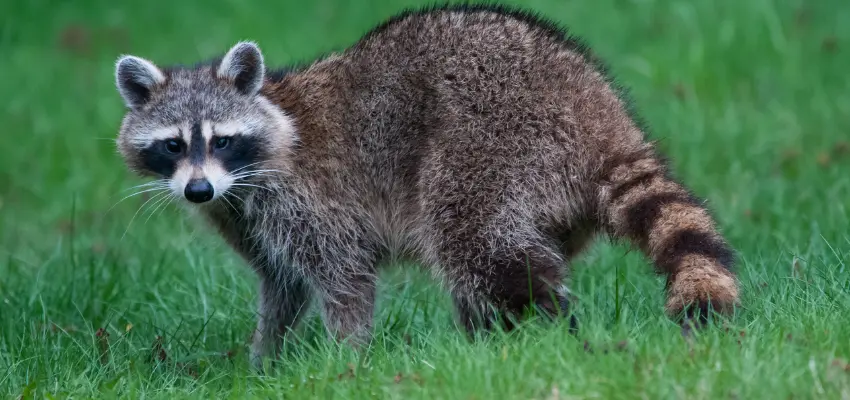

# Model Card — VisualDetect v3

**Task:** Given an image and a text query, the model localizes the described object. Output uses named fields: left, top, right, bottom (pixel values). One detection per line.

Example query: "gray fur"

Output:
left=113, top=6, right=740, bottom=369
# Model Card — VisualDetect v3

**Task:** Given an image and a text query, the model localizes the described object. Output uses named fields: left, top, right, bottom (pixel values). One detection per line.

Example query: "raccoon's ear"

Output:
left=217, top=41, right=265, bottom=96
left=115, top=55, right=166, bottom=110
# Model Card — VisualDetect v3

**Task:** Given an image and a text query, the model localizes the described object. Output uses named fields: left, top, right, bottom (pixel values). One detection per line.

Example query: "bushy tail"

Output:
left=600, top=147, right=740, bottom=321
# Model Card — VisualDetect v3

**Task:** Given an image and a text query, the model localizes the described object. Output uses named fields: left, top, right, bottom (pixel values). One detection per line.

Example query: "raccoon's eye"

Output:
left=214, top=137, right=230, bottom=150
left=164, top=139, right=181, bottom=154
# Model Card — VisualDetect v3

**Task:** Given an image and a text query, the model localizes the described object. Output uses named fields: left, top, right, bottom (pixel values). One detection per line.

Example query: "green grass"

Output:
left=1, top=0, right=849, bottom=398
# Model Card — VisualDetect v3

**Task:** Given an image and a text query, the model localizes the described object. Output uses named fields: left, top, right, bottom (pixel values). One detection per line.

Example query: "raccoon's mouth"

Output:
left=167, top=160, right=238, bottom=205
left=176, top=175, right=239, bottom=206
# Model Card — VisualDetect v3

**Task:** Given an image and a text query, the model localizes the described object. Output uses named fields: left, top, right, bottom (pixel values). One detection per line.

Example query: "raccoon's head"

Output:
left=113, top=41, right=295, bottom=205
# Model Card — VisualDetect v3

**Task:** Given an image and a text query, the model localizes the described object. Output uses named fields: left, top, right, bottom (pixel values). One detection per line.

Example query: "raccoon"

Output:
left=113, top=4, right=740, bottom=367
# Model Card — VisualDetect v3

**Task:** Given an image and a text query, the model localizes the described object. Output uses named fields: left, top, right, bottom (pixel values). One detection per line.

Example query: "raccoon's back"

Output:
left=338, top=5, right=644, bottom=186
left=267, top=5, right=646, bottom=224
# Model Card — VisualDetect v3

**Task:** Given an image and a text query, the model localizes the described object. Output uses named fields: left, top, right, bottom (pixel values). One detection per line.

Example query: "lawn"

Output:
left=1, top=0, right=849, bottom=398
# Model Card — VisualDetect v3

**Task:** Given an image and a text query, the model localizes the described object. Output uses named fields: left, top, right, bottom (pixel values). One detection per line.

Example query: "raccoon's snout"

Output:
left=184, top=179, right=214, bottom=203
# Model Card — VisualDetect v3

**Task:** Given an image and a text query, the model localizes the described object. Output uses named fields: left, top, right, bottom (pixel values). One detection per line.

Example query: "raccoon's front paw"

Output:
left=664, top=260, right=740, bottom=335
left=249, top=350, right=266, bottom=373
left=250, top=344, right=282, bottom=374
left=249, top=330, right=277, bottom=373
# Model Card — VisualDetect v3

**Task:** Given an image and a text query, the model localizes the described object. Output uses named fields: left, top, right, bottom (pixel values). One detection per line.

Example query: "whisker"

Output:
left=107, top=187, right=169, bottom=213
left=229, top=161, right=266, bottom=175
left=213, top=169, right=276, bottom=187
left=155, top=195, right=178, bottom=220
left=121, top=191, right=170, bottom=240
left=229, top=171, right=280, bottom=181
left=226, top=186, right=253, bottom=200
left=224, top=190, right=247, bottom=206
left=144, top=192, right=175, bottom=224
left=119, top=180, right=169, bottom=192
left=220, top=193, right=241, bottom=216
left=229, top=174, right=271, bottom=181
left=230, top=183, right=273, bottom=192
left=230, top=169, right=282, bottom=177
left=230, top=176, right=270, bottom=185
left=233, top=169, right=282, bottom=175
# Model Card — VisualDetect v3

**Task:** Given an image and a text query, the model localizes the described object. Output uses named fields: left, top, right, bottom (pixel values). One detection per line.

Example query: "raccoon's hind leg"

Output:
left=601, top=148, right=740, bottom=332
left=433, top=231, right=578, bottom=335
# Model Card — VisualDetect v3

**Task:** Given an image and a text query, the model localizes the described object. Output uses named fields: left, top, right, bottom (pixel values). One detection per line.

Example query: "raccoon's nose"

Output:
left=184, top=179, right=214, bottom=203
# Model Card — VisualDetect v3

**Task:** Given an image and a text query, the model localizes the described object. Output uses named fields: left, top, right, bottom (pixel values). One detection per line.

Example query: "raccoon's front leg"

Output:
left=316, top=274, right=377, bottom=347
left=305, top=243, right=378, bottom=348
left=250, top=274, right=312, bottom=370
left=602, top=152, right=740, bottom=332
